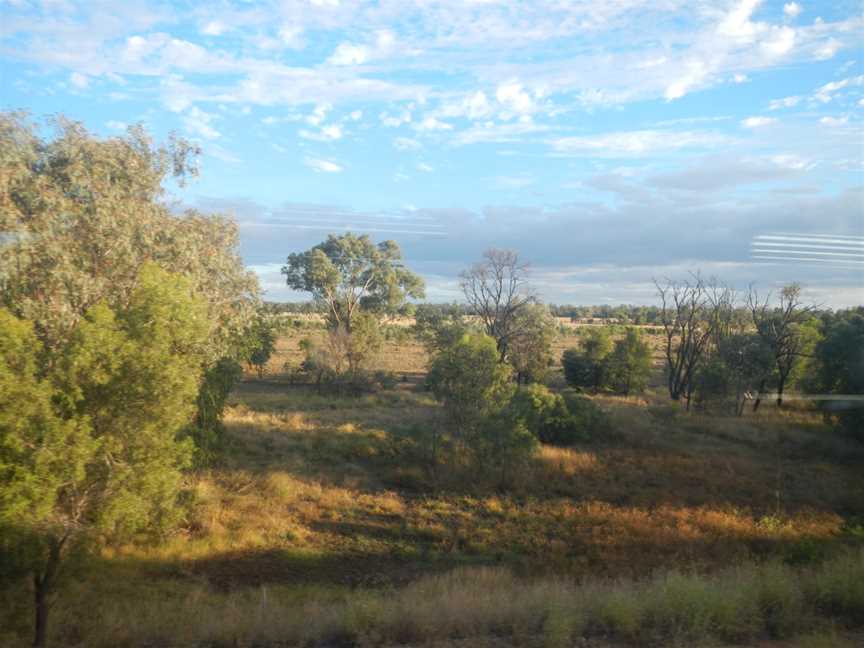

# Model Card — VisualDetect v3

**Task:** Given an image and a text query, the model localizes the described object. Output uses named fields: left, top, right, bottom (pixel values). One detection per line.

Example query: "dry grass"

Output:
left=5, top=549, right=861, bottom=647
left=3, top=330, right=862, bottom=647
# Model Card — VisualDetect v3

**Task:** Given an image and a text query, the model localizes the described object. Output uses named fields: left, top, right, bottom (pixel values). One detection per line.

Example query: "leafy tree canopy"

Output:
left=0, top=112, right=258, bottom=361
left=282, top=233, right=424, bottom=330
left=1, top=264, right=210, bottom=645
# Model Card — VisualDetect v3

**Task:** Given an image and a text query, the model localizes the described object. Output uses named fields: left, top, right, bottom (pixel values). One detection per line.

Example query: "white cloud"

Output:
left=327, top=42, right=369, bottom=66
left=393, top=136, right=421, bottom=150
left=325, top=29, right=398, bottom=66
left=819, top=115, right=849, bottom=127
left=813, top=75, right=864, bottom=102
left=415, top=116, right=452, bottom=131
left=761, top=26, right=796, bottom=57
left=304, top=157, right=343, bottom=173
left=69, top=71, right=89, bottom=89
left=299, top=124, right=343, bottom=141
left=733, top=73, right=749, bottom=83
left=416, top=162, right=433, bottom=172
left=768, top=95, right=801, bottom=110
left=495, top=81, right=534, bottom=115
left=550, top=130, right=726, bottom=156
left=741, top=116, right=778, bottom=128
left=106, top=120, right=126, bottom=130
left=814, top=38, right=840, bottom=60
left=305, top=103, right=331, bottom=126
left=664, top=60, right=709, bottom=101
left=464, top=91, right=492, bottom=119
left=451, top=120, right=550, bottom=146
left=182, top=106, right=220, bottom=139
left=277, top=25, right=304, bottom=49
left=783, top=3, right=802, bottom=19
left=380, top=110, right=412, bottom=128
left=201, top=21, right=226, bottom=36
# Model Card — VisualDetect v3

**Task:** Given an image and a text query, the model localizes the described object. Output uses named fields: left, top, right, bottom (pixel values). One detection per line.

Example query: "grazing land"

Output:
left=3, top=328, right=862, bottom=647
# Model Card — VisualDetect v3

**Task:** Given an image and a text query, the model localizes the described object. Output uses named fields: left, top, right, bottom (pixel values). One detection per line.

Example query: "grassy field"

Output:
left=2, top=329, right=863, bottom=647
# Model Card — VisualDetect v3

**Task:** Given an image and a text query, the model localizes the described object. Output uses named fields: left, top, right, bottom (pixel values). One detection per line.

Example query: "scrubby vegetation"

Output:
left=2, top=115, right=862, bottom=647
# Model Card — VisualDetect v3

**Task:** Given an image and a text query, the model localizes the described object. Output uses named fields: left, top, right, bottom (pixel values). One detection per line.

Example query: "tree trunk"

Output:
left=33, top=536, right=64, bottom=648
left=33, top=577, right=48, bottom=648
left=776, top=375, right=786, bottom=408
left=752, top=379, right=765, bottom=412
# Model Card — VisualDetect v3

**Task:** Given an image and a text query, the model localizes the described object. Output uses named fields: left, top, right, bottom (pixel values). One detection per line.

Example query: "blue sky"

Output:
left=2, top=0, right=863, bottom=305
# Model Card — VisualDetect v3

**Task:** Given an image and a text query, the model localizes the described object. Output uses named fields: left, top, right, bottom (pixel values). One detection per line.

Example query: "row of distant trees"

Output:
left=265, top=299, right=665, bottom=324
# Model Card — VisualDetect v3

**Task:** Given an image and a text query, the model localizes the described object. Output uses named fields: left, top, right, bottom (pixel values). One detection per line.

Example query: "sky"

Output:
left=2, top=0, right=863, bottom=306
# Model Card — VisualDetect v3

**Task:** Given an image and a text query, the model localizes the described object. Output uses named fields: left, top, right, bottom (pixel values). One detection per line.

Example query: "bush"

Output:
left=564, top=393, right=612, bottom=439
left=509, top=384, right=592, bottom=445
left=605, top=329, right=652, bottom=396
left=426, top=333, right=535, bottom=474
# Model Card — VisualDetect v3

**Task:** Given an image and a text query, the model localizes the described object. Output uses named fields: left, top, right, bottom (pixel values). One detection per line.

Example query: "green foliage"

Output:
left=561, top=328, right=612, bottom=391
left=282, top=233, right=424, bottom=330
left=508, top=384, right=594, bottom=445
left=0, top=113, right=258, bottom=359
left=426, top=333, right=535, bottom=473
left=1, top=264, right=208, bottom=644
left=194, top=358, right=243, bottom=459
left=807, top=308, right=864, bottom=440
left=605, top=329, right=652, bottom=396
left=413, top=303, right=473, bottom=354
left=563, top=328, right=649, bottom=396
left=696, top=332, right=774, bottom=413
left=51, top=263, right=205, bottom=537
left=0, top=113, right=259, bottom=460
left=427, top=333, right=515, bottom=437
left=562, top=393, right=612, bottom=439
left=508, top=304, right=557, bottom=384
left=243, top=315, right=277, bottom=378
left=0, top=311, right=93, bottom=557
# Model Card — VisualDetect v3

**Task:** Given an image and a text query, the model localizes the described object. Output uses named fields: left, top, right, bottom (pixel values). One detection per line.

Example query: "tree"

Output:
left=718, top=332, right=774, bottom=416
left=413, top=303, right=473, bottom=354
left=561, top=328, right=613, bottom=391
left=655, top=274, right=733, bottom=408
left=808, top=308, right=864, bottom=440
left=0, top=113, right=259, bottom=457
left=244, top=315, right=277, bottom=379
left=507, top=384, right=603, bottom=445
left=507, top=304, right=556, bottom=384
left=1, top=264, right=209, bottom=647
left=460, top=249, right=536, bottom=360
left=426, top=333, right=534, bottom=472
left=606, top=329, right=652, bottom=396
left=749, top=283, right=818, bottom=409
left=282, top=233, right=425, bottom=333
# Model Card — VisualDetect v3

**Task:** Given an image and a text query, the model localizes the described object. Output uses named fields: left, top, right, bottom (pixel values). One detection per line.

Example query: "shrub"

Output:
left=605, top=329, right=652, bottom=396
left=427, top=333, right=535, bottom=474
left=563, top=393, right=612, bottom=439
left=509, top=384, right=593, bottom=445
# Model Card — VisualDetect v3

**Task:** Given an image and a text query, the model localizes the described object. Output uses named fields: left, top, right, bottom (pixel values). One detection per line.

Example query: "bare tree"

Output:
left=460, top=249, right=536, bottom=360
left=655, top=273, right=734, bottom=409
left=748, top=283, right=816, bottom=409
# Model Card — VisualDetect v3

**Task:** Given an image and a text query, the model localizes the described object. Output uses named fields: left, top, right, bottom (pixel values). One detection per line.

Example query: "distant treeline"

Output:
left=265, top=301, right=678, bottom=325
left=264, top=301, right=849, bottom=326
